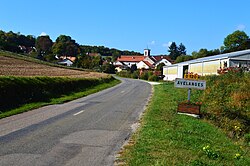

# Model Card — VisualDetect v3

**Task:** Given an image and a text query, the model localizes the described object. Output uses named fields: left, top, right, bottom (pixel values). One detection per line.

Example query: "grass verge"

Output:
left=119, top=82, right=250, bottom=165
left=0, top=78, right=120, bottom=119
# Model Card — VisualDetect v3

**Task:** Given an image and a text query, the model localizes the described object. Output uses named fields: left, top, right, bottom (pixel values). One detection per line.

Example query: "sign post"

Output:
left=188, top=88, right=191, bottom=102
left=174, top=77, right=206, bottom=116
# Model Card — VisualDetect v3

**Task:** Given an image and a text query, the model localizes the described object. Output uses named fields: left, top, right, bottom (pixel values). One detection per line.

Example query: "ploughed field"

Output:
left=0, top=56, right=107, bottom=78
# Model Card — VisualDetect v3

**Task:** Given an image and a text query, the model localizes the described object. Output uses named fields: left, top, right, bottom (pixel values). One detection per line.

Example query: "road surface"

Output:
left=0, top=77, right=152, bottom=166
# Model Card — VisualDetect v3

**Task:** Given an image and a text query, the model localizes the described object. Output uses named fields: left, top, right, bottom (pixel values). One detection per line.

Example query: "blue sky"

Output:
left=0, top=0, right=249, bottom=55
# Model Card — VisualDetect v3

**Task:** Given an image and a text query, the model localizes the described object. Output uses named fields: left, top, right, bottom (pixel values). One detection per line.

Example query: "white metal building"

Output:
left=163, top=49, right=250, bottom=81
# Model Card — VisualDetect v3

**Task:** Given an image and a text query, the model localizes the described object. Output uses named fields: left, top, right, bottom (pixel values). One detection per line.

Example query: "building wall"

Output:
left=163, top=50, right=250, bottom=81
left=189, top=63, right=203, bottom=75
left=137, top=61, right=150, bottom=69
left=123, top=62, right=137, bottom=68
left=203, top=59, right=222, bottom=75
left=163, top=59, right=229, bottom=80
left=163, top=66, right=178, bottom=81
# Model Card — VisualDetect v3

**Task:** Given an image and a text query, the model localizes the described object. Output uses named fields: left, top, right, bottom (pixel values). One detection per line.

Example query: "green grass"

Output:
left=120, top=82, right=250, bottom=165
left=0, top=79, right=120, bottom=119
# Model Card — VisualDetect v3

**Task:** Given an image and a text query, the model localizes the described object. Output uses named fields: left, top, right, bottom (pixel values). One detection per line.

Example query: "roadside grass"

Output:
left=0, top=79, right=120, bottom=119
left=119, top=82, right=250, bottom=165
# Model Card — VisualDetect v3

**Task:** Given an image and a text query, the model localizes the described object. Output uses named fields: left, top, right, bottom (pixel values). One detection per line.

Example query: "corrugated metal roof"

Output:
left=172, top=49, right=250, bottom=66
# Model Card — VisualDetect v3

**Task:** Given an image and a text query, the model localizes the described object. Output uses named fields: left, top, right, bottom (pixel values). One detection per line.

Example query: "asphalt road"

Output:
left=0, top=77, right=152, bottom=166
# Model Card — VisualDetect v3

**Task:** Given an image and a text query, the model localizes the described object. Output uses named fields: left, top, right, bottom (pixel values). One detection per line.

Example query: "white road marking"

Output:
left=73, top=110, right=85, bottom=116
left=121, top=91, right=125, bottom=93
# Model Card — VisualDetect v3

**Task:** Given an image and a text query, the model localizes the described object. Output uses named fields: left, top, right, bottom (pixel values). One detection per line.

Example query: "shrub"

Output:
left=140, top=72, right=149, bottom=80
left=201, top=72, right=250, bottom=138
left=0, top=76, right=114, bottom=112
left=131, top=70, right=139, bottom=79
left=244, top=133, right=250, bottom=144
left=101, top=63, right=115, bottom=74
left=148, top=75, right=159, bottom=81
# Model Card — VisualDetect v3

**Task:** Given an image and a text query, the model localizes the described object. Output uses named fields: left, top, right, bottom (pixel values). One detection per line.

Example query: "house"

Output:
left=114, top=49, right=172, bottom=71
left=115, top=55, right=145, bottom=68
left=115, top=65, right=129, bottom=72
left=57, top=58, right=74, bottom=66
left=153, top=55, right=173, bottom=67
left=163, top=49, right=250, bottom=81
left=137, top=61, right=154, bottom=69
left=58, top=56, right=76, bottom=62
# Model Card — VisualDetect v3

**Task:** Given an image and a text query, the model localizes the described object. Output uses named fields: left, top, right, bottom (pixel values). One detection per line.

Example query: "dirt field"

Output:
left=0, top=56, right=108, bottom=78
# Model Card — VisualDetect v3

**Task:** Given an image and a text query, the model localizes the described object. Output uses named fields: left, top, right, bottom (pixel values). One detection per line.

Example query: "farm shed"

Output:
left=163, top=49, right=250, bottom=81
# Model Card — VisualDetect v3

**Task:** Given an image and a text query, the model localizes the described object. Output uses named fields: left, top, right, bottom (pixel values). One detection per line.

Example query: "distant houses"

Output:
left=55, top=48, right=174, bottom=70
left=57, top=56, right=76, bottom=66
left=114, top=49, right=172, bottom=71
left=57, top=58, right=74, bottom=66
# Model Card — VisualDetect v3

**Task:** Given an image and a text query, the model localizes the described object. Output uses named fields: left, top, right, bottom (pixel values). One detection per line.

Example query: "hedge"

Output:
left=0, top=76, right=114, bottom=112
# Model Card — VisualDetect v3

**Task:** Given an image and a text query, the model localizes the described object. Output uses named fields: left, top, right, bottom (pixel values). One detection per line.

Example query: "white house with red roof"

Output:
left=114, top=49, right=172, bottom=71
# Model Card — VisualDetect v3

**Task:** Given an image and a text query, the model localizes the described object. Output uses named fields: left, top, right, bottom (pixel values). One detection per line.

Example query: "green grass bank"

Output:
left=119, top=78, right=250, bottom=165
left=0, top=76, right=120, bottom=118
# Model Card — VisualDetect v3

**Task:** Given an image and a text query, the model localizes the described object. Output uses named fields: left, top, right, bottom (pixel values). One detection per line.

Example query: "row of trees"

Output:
left=0, top=29, right=140, bottom=63
left=0, top=30, right=36, bottom=53
left=172, top=30, right=250, bottom=63
left=2, top=29, right=249, bottom=70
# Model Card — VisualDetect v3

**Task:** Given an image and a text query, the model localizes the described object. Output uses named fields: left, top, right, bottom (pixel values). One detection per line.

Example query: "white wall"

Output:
left=137, top=61, right=150, bottom=69
left=163, top=66, right=178, bottom=81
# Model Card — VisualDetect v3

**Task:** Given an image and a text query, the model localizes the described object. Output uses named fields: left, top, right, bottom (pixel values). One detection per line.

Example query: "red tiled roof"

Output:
left=153, top=55, right=172, bottom=62
left=143, top=61, right=154, bottom=67
left=117, top=55, right=144, bottom=62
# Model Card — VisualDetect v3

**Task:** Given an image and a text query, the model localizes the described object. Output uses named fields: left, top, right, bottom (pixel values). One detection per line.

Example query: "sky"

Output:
left=0, top=0, right=249, bottom=55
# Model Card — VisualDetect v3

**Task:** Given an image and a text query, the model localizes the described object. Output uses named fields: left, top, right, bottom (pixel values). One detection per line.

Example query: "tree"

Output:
left=168, top=42, right=187, bottom=60
left=168, top=42, right=179, bottom=60
left=52, top=35, right=79, bottom=56
left=3, top=31, right=19, bottom=52
left=178, top=43, right=186, bottom=55
left=175, top=55, right=193, bottom=63
left=223, top=30, right=249, bottom=52
left=35, top=35, right=53, bottom=57
left=191, top=48, right=209, bottom=59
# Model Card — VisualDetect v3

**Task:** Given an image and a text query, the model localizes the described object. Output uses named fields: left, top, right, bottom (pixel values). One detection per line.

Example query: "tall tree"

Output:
left=168, top=42, right=187, bottom=60
left=35, top=35, right=53, bottom=57
left=178, top=43, right=186, bottom=55
left=223, top=30, right=249, bottom=52
left=168, top=42, right=179, bottom=60
left=52, top=35, right=79, bottom=56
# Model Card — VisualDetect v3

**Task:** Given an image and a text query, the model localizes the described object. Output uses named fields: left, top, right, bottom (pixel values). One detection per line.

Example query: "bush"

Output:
left=131, top=70, right=139, bottom=79
left=101, top=63, right=115, bottom=74
left=0, top=76, right=114, bottom=112
left=140, top=72, right=149, bottom=80
left=117, top=70, right=162, bottom=82
left=148, top=75, right=159, bottom=81
left=244, top=133, right=250, bottom=143
left=201, top=72, right=250, bottom=138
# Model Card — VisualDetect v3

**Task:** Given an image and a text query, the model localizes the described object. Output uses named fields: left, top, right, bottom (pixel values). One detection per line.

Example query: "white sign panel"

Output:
left=175, top=78, right=206, bottom=90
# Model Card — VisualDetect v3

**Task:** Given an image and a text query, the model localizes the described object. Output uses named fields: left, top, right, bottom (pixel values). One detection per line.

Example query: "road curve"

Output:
left=0, top=77, right=152, bottom=166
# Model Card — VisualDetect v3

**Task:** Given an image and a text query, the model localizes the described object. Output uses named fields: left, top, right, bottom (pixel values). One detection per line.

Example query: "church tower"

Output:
left=144, top=48, right=151, bottom=57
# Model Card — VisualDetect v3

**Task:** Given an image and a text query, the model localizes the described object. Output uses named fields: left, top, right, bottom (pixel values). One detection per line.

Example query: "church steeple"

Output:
left=144, top=48, right=150, bottom=57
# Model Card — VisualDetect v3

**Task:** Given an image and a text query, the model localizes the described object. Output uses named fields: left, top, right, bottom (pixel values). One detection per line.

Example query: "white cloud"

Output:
left=236, top=24, right=246, bottom=31
left=40, top=32, right=47, bottom=36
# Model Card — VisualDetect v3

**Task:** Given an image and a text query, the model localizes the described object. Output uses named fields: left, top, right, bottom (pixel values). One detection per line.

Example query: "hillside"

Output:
left=0, top=51, right=108, bottom=78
